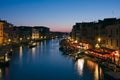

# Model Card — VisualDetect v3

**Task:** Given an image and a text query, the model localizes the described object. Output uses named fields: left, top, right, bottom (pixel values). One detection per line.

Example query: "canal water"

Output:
left=0, top=38, right=104, bottom=80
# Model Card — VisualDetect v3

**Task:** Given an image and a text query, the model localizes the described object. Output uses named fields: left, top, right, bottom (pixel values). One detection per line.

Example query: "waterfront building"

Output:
left=14, top=26, right=32, bottom=43
left=32, top=28, right=39, bottom=40
left=71, top=18, right=120, bottom=65
left=0, top=22, right=4, bottom=45
left=49, top=32, right=67, bottom=39
left=105, top=23, right=120, bottom=64
left=33, top=26, right=50, bottom=39
left=0, top=20, right=14, bottom=45
left=71, top=18, right=119, bottom=48
left=71, top=22, right=97, bottom=48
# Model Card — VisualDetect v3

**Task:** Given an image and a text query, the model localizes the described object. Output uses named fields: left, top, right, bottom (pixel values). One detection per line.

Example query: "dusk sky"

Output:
left=0, top=0, right=120, bottom=32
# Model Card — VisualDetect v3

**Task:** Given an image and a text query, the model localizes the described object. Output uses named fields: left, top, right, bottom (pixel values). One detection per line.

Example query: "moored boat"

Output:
left=28, top=41, right=37, bottom=48
left=0, top=52, right=10, bottom=66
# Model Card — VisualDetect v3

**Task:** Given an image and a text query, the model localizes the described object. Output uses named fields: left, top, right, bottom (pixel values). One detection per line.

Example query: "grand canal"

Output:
left=0, top=38, right=104, bottom=80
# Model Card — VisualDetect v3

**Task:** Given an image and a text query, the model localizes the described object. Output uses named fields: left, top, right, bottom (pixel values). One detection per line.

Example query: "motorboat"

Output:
left=28, top=41, right=37, bottom=48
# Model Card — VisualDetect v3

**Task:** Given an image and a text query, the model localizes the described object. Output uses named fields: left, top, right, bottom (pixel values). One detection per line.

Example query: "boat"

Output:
left=28, top=41, right=37, bottom=48
left=0, top=52, right=10, bottom=66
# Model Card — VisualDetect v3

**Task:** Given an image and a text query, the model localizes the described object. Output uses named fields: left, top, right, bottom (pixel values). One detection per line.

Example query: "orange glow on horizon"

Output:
left=50, top=28, right=71, bottom=32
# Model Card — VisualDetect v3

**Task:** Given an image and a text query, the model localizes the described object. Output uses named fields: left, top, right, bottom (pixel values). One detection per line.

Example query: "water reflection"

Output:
left=19, top=46, right=23, bottom=60
left=0, top=68, right=2, bottom=78
left=0, top=39, right=104, bottom=80
left=75, top=59, right=84, bottom=75
left=75, top=58, right=103, bottom=80
left=86, top=60, right=103, bottom=80
left=94, top=63, right=103, bottom=80
left=43, top=40, right=46, bottom=51
left=44, top=40, right=46, bottom=45
left=32, top=47, right=36, bottom=59
left=40, top=41, right=43, bottom=53
left=5, top=67, right=9, bottom=77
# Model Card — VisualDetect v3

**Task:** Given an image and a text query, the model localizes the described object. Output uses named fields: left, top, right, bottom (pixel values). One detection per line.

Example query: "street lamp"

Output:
left=41, top=36, right=43, bottom=39
left=20, top=38, right=22, bottom=41
left=19, top=38, right=23, bottom=43
left=8, top=39, right=11, bottom=44
left=98, top=37, right=101, bottom=43
left=8, top=39, right=11, bottom=42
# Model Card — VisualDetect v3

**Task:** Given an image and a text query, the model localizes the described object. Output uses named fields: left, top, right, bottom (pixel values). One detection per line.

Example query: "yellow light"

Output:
left=33, top=42, right=37, bottom=46
left=20, top=38, right=22, bottom=41
left=19, top=46, right=22, bottom=59
left=95, top=44, right=100, bottom=48
left=8, top=39, right=11, bottom=42
left=68, top=37, right=71, bottom=39
left=5, top=54, right=9, bottom=62
left=75, top=40, right=78, bottom=43
left=98, top=38, right=101, bottom=42
left=41, top=36, right=43, bottom=39
left=44, top=36, right=46, bottom=39
left=32, top=36, right=35, bottom=39
left=0, top=68, right=1, bottom=73
left=0, top=68, right=2, bottom=78
left=27, top=37, right=30, bottom=40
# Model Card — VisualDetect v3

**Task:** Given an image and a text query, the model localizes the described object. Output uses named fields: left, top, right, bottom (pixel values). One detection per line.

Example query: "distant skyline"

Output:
left=0, top=0, right=120, bottom=32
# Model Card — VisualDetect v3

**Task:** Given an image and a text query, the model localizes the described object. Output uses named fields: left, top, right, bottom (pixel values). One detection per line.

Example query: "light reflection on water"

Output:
left=19, top=46, right=22, bottom=60
left=75, top=59, right=84, bottom=75
left=86, top=59, right=103, bottom=80
left=0, top=39, right=104, bottom=80
left=0, top=68, right=2, bottom=78
left=32, top=47, right=36, bottom=60
left=75, top=58, right=103, bottom=80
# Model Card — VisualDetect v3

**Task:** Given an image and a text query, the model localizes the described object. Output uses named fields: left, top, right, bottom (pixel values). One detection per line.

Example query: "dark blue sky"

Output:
left=0, top=0, right=120, bottom=32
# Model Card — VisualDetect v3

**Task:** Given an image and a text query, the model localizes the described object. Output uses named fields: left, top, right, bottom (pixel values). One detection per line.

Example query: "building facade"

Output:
left=33, top=26, right=50, bottom=39
left=0, top=20, right=14, bottom=45
left=0, top=22, right=4, bottom=45
left=71, top=18, right=120, bottom=65
left=32, top=29, right=39, bottom=40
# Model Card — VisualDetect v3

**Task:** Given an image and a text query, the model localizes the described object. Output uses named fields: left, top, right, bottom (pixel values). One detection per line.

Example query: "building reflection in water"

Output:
left=0, top=68, right=2, bottom=78
left=75, top=59, right=84, bottom=75
left=40, top=41, right=43, bottom=53
left=32, top=47, right=36, bottom=59
left=19, top=46, right=23, bottom=60
left=19, top=45, right=23, bottom=64
left=43, top=40, right=46, bottom=51
left=87, top=59, right=103, bottom=80
left=75, top=58, right=103, bottom=80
